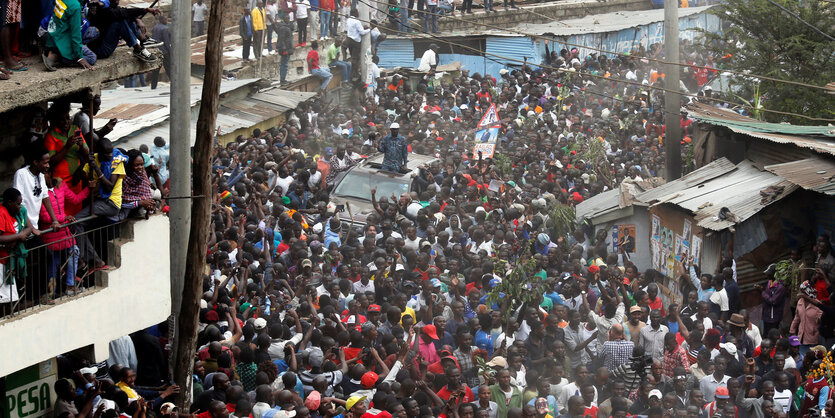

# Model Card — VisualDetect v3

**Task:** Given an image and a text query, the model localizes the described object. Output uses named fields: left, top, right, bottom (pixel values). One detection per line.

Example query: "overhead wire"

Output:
left=357, top=0, right=835, bottom=93
left=334, top=1, right=835, bottom=122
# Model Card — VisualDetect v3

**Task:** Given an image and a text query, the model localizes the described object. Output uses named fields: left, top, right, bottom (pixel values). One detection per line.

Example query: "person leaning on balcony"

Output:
left=13, top=147, right=62, bottom=232
left=0, top=188, right=38, bottom=309
left=44, top=100, right=89, bottom=216
left=42, top=0, right=97, bottom=71
left=71, top=137, right=127, bottom=270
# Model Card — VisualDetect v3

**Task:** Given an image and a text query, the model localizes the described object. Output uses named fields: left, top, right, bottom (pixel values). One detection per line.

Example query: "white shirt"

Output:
left=273, top=174, right=293, bottom=196
left=345, top=17, right=369, bottom=42
left=417, top=49, right=437, bottom=72
left=13, top=167, right=48, bottom=227
left=267, top=3, right=278, bottom=21
left=773, top=389, right=791, bottom=413
left=709, top=288, right=729, bottom=311
left=691, top=314, right=714, bottom=330
left=296, top=0, right=310, bottom=19
left=746, top=325, right=762, bottom=348
left=353, top=279, right=375, bottom=294
left=192, top=3, right=208, bottom=21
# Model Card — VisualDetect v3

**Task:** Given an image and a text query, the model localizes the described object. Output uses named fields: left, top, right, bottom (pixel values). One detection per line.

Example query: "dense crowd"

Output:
left=4, top=5, right=835, bottom=418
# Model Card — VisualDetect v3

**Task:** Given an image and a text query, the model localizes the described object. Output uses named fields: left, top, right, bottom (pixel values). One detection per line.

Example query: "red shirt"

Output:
left=319, top=0, right=334, bottom=11
left=647, top=297, right=666, bottom=316
left=307, top=50, right=320, bottom=71
left=0, top=205, right=20, bottom=262
left=436, top=385, right=475, bottom=404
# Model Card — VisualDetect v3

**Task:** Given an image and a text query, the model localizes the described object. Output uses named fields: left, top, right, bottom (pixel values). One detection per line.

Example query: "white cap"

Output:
left=499, top=69, right=508, bottom=75
left=390, top=122, right=400, bottom=129
left=648, top=389, right=662, bottom=400
left=719, top=342, right=737, bottom=356
left=79, top=366, right=98, bottom=375
left=341, top=129, right=350, bottom=135
left=254, top=317, right=268, bottom=330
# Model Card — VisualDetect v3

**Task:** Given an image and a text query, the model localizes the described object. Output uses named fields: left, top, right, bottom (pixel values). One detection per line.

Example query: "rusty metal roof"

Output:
left=635, top=158, right=798, bottom=231
left=764, top=157, right=835, bottom=196
left=686, top=102, right=835, bottom=156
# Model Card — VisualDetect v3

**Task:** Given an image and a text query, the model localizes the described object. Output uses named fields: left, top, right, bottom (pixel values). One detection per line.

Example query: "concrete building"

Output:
left=0, top=48, right=170, bottom=418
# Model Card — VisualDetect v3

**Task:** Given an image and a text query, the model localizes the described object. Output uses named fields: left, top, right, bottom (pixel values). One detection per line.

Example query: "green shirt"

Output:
left=45, top=0, right=84, bottom=61
left=326, top=44, right=341, bottom=66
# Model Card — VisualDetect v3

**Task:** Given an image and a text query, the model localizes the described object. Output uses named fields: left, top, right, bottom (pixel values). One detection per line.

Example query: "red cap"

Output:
left=588, top=265, right=600, bottom=274
left=715, top=387, right=729, bottom=399
left=361, top=371, right=379, bottom=388
left=367, top=304, right=381, bottom=313
left=571, top=192, right=584, bottom=203
left=422, top=324, right=440, bottom=340
left=205, top=310, right=219, bottom=322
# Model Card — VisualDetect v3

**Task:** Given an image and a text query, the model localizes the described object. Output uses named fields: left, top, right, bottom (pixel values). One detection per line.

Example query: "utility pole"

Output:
left=357, top=0, right=370, bottom=94
left=168, top=0, right=191, bottom=377
left=171, top=0, right=226, bottom=410
left=663, top=0, right=681, bottom=180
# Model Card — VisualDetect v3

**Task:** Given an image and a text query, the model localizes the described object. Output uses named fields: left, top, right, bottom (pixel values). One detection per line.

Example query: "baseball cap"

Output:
left=486, top=356, right=507, bottom=368
left=789, top=335, right=801, bottom=346
left=160, top=403, right=178, bottom=415
left=422, top=324, right=440, bottom=340
left=361, top=372, right=379, bottom=389
left=390, top=122, right=400, bottom=129
left=301, top=259, right=313, bottom=269
left=367, top=304, right=382, bottom=313
left=305, top=390, right=321, bottom=410
left=629, top=305, right=642, bottom=314
left=648, top=389, right=662, bottom=400
left=346, top=395, right=367, bottom=411
left=308, top=347, right=324, bottom=368
left=714, top=387, right=730, bottom=399
left=253, top=317, right=268, bottom=330
left=78, top=366, right=98, bottom=375
left=719, top=342, right=737, bottom=356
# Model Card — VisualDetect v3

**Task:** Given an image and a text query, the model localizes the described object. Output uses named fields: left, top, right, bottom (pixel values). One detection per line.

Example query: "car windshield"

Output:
left=333, top=171, right=411, bottom=201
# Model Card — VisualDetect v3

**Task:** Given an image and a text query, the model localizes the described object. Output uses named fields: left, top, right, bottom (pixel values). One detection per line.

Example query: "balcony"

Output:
left=0, top=215, right=171, bottom=377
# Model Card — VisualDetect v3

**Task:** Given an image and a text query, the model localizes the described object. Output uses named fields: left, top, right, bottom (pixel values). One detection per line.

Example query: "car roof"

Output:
left=351, top=153, right=440, bottom=176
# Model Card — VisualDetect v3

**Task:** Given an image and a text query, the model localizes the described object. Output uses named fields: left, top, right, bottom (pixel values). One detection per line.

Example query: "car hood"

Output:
left=329, top=195, right=375, bottom=225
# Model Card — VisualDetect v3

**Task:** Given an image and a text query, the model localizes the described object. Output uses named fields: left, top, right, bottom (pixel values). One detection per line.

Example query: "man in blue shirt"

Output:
left=377, top=123, right=407, bottom=173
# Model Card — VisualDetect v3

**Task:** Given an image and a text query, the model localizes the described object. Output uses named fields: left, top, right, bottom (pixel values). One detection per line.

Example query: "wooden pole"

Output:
left=171, top=0, right=226, bottom=410
left=88, top=93, right=96, bottom=217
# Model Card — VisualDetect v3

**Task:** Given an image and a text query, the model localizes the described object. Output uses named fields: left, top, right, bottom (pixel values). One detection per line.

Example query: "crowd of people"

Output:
left=1, top=2, right=833, bottom=418
left=32, top=29, right=835, bottom=418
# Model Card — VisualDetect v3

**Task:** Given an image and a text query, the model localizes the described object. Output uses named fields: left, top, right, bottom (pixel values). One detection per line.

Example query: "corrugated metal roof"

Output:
left=98, top=81, right=314, bottom=150
left=764, top=157, right=835, bottom=195
left=635, top=158, right=798, bottom=231
left=514, top=5, right=712, bottom=36
left=634, top=157, right=736, bottom=204
left=575, top=188, right=620, bottom=220
left=97, top=79, right=260, bottom=144
left=687, top=102, right=835, bottom=156
left=575, top=178, right=664, bottom=221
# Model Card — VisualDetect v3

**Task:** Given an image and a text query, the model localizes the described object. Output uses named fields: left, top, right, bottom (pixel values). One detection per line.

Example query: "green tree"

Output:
left=699, top=0, right=835, bottom=124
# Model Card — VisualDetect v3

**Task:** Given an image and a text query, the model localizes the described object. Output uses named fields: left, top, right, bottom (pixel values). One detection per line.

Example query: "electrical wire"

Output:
left=357, top=0, right=835, bottom=93
left=762, top=0, right=835, bottom=42
left=334, top=2, right=835, bottom=122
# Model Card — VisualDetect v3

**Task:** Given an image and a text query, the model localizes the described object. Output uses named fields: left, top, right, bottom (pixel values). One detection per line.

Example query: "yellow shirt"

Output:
left=251, top=8, right=266, bottom=31
left=84, top=153, right=126, bottom=208
left=116, top=382, right=140, bottom=401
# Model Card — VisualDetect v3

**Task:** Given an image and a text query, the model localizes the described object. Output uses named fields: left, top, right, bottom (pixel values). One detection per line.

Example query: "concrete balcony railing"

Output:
left=0, top=215, right=171, bottom=378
